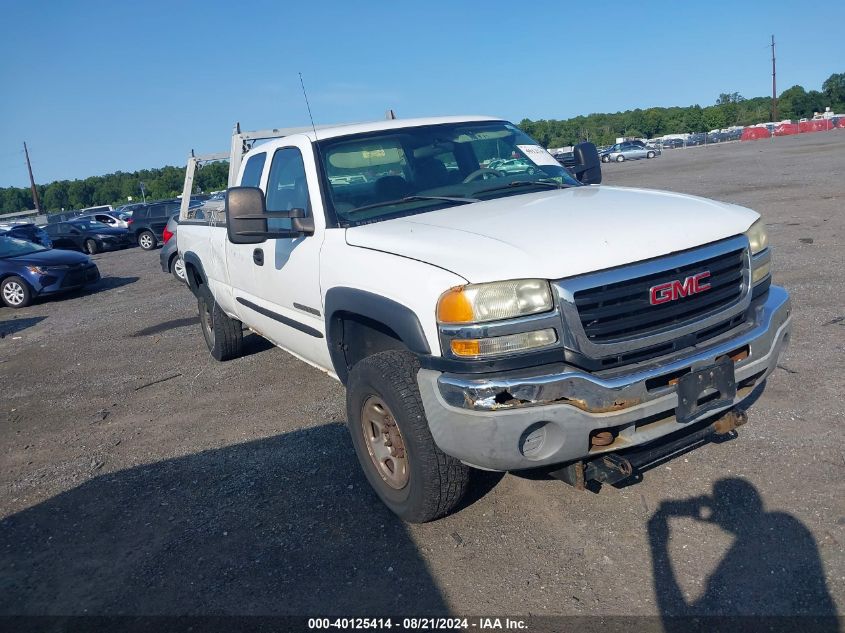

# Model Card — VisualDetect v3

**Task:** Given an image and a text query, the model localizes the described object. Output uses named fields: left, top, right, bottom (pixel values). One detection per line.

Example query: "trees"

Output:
left=821, top=73, right=845, bottom=112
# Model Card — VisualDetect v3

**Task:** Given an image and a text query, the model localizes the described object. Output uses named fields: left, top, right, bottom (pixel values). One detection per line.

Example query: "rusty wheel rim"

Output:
left=361, top=395, right=409, bottom=490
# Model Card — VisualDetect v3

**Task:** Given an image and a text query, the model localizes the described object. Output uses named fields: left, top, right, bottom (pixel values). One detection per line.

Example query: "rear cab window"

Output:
left=241, top=152, right=267, bottom=188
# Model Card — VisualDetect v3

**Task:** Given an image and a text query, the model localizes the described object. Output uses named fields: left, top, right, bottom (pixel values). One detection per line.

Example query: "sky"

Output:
left=1, top=0, right=843, bottom=187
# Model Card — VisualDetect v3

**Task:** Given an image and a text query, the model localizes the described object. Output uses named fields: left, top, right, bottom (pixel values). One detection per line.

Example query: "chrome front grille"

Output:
left=574, top=247, right=745, bottom=342
left=555, top=236, right=752, bottom=363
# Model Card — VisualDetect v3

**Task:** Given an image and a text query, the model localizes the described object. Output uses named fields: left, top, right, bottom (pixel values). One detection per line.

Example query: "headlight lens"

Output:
left=26, top=265, right=47, bottom=275
left=450, top=328, right=558, bottom=358
left=745, top=218, right=768, bottom=254
left=437, top=279, right=553, bottom=324
left=752, top=260, right=771, bottom=284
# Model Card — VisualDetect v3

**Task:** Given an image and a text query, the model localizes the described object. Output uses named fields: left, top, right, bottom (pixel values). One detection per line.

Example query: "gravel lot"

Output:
left=1, top=132, right=843, bottom=621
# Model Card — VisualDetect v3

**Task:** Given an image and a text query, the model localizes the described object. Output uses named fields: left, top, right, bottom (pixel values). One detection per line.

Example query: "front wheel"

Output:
left=138, top=231, right=156, bottom=250
left=346, top=351, right=469, bottom=523
left=647, top=151, right=656, bottom=159
left=1, top=276, right=32, bottom=308
left=84, top=239, right=99, bottom=254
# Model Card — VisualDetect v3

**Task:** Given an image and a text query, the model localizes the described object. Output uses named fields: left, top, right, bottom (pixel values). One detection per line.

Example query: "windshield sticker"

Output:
left=517, top=144, right=560, bottom=167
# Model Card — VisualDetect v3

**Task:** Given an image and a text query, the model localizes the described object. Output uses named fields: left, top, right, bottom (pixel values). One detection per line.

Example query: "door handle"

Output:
left=253, top=248, right=264, bottom=266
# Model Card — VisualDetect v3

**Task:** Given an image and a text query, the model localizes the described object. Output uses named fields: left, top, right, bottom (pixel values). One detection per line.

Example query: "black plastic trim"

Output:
left=236, top=297, right=323, bottom=338
left=324, top=287, right=431, bottom=382
left=418, top=347, right=565, bottom=374
left=181, top=251, right=206, bottom=295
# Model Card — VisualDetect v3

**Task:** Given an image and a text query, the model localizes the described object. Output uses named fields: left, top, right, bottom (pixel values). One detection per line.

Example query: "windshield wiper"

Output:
left=346, top=195, right=480, bottom=216
left=474, top=179, right=570, bottom=196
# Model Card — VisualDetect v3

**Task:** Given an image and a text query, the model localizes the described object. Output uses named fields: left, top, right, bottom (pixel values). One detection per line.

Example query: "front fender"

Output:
left=324, top=287, right=430, bottom=383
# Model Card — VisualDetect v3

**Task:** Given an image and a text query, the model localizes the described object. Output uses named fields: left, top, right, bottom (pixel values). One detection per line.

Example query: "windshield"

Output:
left=317, top=121, right=580, bottom=225
left=71, top=220, right=111, bottom=230
left=0, top=235, right=48, bottom=258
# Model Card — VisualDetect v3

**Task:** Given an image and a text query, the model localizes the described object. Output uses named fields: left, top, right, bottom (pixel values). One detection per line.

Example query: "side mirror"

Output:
left=225, top=188, right=316, bottom=243
left=226, top=187, right=268, bottom=244
left=572, top=142, right=602, bottom=185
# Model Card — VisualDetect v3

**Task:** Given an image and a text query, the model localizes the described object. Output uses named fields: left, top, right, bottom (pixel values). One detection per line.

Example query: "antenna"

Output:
left=299, top=72, right=319, bottom=140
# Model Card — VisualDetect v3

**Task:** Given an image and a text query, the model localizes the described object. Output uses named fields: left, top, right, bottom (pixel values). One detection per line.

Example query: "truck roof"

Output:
left=298, top=115, right=500, bottom=141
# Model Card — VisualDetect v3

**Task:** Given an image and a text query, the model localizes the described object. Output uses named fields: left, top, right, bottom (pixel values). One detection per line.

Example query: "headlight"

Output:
left=437, top=279, right=553, bottom=324
left=450, top=328, right=558, bottom=358
left=752, top=260, right=771, bottom=284
left=27, top=265, right=48, bottom=275
left=745, top=218, right=768, bottom=255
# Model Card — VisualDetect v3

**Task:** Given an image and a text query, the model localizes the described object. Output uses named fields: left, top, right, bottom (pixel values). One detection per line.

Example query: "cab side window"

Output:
left=241, top=152, right=266, bottom=188
left=266, top=148, right=310, bottom=230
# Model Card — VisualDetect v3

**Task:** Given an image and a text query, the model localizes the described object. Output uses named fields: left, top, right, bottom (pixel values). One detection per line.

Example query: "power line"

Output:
left=771, top=35, right=777, bottom=122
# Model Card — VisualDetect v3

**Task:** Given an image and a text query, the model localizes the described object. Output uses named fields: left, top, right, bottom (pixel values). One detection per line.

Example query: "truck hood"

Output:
left=344, top=186, right=758, bottom=283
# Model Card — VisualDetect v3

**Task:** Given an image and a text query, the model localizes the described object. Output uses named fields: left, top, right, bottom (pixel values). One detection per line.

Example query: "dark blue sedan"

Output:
left=0, top=236, right=100, bottom=308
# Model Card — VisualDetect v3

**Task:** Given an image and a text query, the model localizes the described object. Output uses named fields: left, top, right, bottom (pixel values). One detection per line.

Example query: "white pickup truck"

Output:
left=178, top=116, right=791, bottom=522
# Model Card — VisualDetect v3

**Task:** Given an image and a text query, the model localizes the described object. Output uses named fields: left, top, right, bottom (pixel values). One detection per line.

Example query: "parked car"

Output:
left=44, top=219, right=133, bottom=254
left=604, top=142, right=660, bottom=162
left=128, top=200, right=181, bottom=250
left=186, top=193, right=224, bottom=221
left=114, top=202, right=147, bottom=216
left=491, top=158, right=540, bottom=175
left=78, top=210, right=132, bottom=229
left=158, top=215, right=186, bottom=282
left=0, top=222, right=52, bottom=248
left=553, top=151, right=576, bottom=168
left=46, top=211, right=83, bottom=224
left=0, top=235, right=100, bottom=308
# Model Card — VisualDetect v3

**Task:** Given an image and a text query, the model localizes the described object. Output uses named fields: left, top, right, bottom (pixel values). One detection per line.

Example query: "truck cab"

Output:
left=178, top=116, right=791, bottom=522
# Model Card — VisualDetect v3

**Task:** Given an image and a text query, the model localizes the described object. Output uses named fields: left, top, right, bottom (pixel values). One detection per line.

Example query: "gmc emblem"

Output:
left=649, top=271, right=711, bottom=305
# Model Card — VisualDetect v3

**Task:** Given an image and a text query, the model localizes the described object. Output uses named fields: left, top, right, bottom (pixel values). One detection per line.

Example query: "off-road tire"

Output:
left=1, top=276, right=32, bottom=308
left=346, top=350, right=469, bottom=523
left=196, top=284, right=243, bottom=361
left=138, top=230, right=156, bottom=251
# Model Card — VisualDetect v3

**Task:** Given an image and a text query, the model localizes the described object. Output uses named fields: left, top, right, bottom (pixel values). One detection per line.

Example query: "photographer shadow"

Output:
left=649, top=478, right=838, bottom=631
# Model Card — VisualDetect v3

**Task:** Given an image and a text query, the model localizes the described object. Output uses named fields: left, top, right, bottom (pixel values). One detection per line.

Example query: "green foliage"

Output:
left=1, top=162, right=229, bottom=214
left=821, top=73, right=845, bottom=111
left=520, top=72, right=842, bottom=147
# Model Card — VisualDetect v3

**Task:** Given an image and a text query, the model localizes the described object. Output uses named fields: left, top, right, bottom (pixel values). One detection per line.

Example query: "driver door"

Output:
left=227, top=139, right=326, bottom=364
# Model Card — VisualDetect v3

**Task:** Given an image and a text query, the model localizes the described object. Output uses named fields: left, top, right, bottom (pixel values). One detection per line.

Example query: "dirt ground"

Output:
left=1, top=131, right=843, bottom=621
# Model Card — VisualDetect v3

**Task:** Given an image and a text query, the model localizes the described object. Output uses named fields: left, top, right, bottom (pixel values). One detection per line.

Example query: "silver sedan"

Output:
left=604, top=143, right=660, bottom=163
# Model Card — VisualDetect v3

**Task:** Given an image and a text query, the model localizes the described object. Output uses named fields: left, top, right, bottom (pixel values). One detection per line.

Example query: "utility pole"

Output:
left=23, top=142, right=41, bottom=213
left=771, top=35, right=777, bottom=122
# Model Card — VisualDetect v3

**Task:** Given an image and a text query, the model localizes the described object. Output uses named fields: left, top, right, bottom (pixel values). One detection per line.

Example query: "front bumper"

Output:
left=418, top=286, right=791, bottom=471
left=33, top=264, right=101, bottom=297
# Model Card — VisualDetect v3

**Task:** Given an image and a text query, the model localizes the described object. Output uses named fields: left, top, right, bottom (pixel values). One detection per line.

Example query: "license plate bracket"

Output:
left=676, top=357, right=736, bottom=423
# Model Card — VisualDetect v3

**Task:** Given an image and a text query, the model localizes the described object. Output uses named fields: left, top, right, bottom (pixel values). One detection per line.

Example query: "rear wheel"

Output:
left=346, top=350, right=469, bottom=523
left=616, top=155, right=625, bottom=162
left=138, top=231, right=156, bottom=250
left=84, top=239, right=99, bottom=254
left=1, top=276, right=32, bottom=308
left=196, top=284, right=243, bottom=361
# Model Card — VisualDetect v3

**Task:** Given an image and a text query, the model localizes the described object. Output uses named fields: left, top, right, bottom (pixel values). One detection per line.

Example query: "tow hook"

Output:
left=551, top=408, right=748, bottom=491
